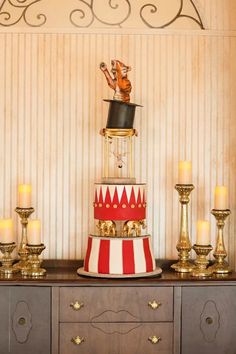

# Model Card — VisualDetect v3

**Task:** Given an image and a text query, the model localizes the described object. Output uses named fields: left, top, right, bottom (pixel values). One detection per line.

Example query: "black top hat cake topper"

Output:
left=100, top=60, right=141, bottom=129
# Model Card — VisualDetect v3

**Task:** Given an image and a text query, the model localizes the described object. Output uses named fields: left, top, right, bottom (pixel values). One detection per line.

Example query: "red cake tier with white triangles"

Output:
left=94, top=183, right=146, bottom=221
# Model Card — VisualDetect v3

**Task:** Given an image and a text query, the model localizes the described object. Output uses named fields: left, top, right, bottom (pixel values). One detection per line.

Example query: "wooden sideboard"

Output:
left=0, top=260, right=236, bottom=354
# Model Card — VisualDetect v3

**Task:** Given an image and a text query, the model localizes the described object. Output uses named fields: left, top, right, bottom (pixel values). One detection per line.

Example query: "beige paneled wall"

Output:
left=197, top=0, right=236, bottom=30
left=0, top=1, right=235, bottom=267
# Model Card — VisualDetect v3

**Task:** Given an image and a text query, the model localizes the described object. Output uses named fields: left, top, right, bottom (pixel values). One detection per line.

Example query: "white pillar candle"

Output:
left=27, top=219, right=41, bottom=245
left=0, top=219, right=14, bottom=243
left=18, top=184, right=32, bottom=208
left=196, top=220, right=210, bottom=245
left=214, top=186, right=228, bottom=210
left=178, top=161, right=192, bottom=184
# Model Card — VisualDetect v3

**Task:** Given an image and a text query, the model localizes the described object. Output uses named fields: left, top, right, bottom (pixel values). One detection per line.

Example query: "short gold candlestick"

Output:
left=171, top=184, right=195, bottom=273
left=14, top=207, right=34, bottom=272
left=208, top=209, right=231, bottom=274
left=0, top=242, right=19, bottom=275
left=22, top=244, right=46, bottom=277
left=191, top=244, right=213, bottom=277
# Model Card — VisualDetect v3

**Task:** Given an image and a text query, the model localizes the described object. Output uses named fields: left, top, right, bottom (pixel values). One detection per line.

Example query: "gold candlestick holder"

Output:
left=171, top=184, right=195, bottom=273
left=14, top=207, right=34, bottom=272
left=208, top=209, right=231, bottom=274
left=21, top=244, right=46, bottom=277
left=191, top=244, right=213, bottom=277
left=0, top=242, right=19, bottom=275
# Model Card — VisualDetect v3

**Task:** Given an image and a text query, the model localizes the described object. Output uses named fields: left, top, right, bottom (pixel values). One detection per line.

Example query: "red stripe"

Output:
left=98, top=240, right=110, bottom=274
left=84, top=237, right=92, bottom=271
left=122, top=240, right=135, bottom=274
left=143, top=238, right=153, bottom=272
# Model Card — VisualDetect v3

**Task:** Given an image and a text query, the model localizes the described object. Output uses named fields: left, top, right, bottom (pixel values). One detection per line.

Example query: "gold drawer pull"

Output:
left=70, top=301, right=84, bottom=311
left=148, top=300, right=162, bottom=309
left=71, top=336, right=85, bottom=345
left=148, top=335, right=161, bottom=344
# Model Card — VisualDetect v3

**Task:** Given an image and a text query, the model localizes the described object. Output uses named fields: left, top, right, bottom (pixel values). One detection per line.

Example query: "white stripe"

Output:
left=108, top=185, right=115, bottom=201
left=133, top=185, right=139, bottom=202
left=133, top=238, right=146, bottom=273
left=125, top=185, right=132, bottom=203
left=88, top=237, right=100, bottom=273
left=116, top=185, right=124, bottom=203
left=101, top=185, right=107, bottom=200
left=109, top=239, right=123, bottom=274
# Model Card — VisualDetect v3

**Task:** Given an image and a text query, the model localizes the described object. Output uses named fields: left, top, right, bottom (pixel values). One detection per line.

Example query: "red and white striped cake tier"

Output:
left=84, top=235, right=155, bottom=275
left=94, top=184, right=146, bottom=221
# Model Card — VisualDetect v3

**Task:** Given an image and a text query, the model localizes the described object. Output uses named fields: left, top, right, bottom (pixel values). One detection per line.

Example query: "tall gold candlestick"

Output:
left=208, top=209, right=231, bottom=274
left=14, top=207, right=34, bottom=272
left=171, top=184, right=195, bottom=273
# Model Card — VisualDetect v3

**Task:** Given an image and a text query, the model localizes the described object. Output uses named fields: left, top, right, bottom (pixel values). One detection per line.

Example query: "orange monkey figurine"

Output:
left=100, top=60, right=132, bottom=103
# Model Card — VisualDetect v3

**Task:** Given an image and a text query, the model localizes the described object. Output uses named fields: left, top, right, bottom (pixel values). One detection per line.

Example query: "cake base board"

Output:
left=77, top=267, right=162, bottom=279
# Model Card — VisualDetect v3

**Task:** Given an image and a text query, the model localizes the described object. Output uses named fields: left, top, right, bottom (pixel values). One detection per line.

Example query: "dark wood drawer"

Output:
left=60, top=322, right=173, bottom=354
left=60, top=286, right=173, bottom=322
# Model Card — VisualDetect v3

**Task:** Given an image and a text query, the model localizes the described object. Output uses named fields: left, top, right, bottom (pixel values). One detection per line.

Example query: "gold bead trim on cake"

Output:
left=94, top=203, right=146, bottom=208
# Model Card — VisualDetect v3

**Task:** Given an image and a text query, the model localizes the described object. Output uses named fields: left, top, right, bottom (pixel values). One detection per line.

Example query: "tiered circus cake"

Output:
left=78, top=60, right=161, bottom=278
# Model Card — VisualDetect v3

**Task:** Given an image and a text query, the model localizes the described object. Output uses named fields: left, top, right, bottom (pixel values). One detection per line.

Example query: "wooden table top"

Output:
left=0, top=259, right=236, bottom=286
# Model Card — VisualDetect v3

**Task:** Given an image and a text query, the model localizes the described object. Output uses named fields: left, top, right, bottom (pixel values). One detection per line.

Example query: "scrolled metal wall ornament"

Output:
left=70, top=0, right=94, bottom=28
left=140, top=0, right=204, bottom=29
left=70, top=0, right=204, bottom=29
left=0, top=0, right=46, bottom=27
left=70, top=0, right=131, bottom=28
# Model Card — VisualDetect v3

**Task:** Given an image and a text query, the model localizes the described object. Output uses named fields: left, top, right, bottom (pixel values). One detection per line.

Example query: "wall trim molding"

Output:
left=0, top=28, right=236, bottom=37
